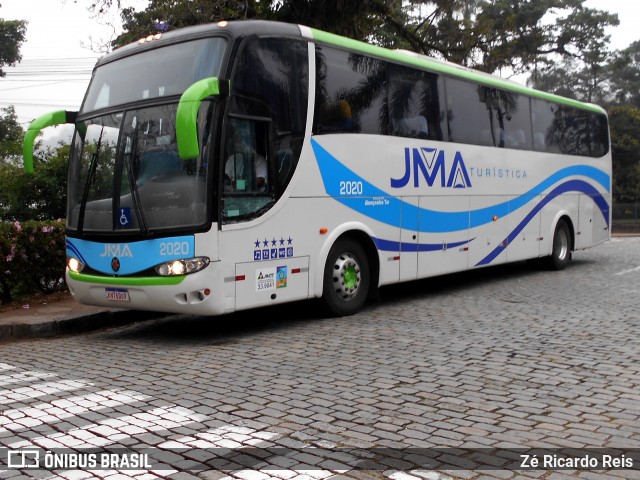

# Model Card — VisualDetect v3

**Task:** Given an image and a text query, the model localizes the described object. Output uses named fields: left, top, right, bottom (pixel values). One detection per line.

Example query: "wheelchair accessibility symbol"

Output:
left=119, top=208, right=132, bottom=228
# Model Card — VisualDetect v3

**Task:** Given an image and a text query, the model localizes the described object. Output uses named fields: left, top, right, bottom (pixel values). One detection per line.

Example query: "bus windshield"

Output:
left=67, top=103, right=212, bottom=234
left=66, top=37, right=227, bottom=235
left=82, top=38, right=227, bottom=113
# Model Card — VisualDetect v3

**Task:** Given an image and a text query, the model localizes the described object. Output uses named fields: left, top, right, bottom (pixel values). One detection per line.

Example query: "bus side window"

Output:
left=314, top=46, right=386, bottom=136
left=532, top=100, right=608, bottom=157
left=445, top=77, right=493, bottom=146
left=532, top=101, right=586, bottom=155
left=387, top=65, right=445, bottom=141
left=589, top=112, right=609, bottom=157
left=478, top=88, right=532, bottom=150
left=532, top=99, right=561, bottom=154
left=560, top=108, right=591, bottom=156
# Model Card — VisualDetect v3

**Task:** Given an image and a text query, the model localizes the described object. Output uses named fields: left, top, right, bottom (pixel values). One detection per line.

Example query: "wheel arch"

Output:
left=563, top=215, right=576, bottom=252
left=314, top=223, right=380, bottom=299
left=546, top=212, right=576, bottom=256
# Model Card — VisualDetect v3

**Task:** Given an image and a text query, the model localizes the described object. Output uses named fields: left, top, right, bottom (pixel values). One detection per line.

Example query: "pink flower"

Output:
left=13, top=221, right=21, bottom=232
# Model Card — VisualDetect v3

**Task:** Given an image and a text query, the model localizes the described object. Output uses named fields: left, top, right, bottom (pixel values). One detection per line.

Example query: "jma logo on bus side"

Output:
left=391, top=147, right=472, bottom=189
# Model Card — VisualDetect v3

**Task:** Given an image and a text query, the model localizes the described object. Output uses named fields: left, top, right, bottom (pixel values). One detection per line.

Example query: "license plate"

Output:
left=105, top=288, right=130, bottom=302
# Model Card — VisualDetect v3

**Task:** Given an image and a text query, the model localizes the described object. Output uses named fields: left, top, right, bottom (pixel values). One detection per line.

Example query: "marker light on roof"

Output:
left=138, top=33, right=163, bottom=45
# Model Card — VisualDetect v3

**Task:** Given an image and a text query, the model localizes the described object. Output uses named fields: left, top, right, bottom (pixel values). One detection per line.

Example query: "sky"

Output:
left=1, top=0, right=640, bottom=132
left=0, top=0, right=145, bottom=128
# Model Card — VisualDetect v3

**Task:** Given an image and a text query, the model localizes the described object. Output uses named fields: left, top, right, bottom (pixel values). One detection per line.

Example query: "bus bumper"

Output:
left=66, top=267, right=228, bottom=316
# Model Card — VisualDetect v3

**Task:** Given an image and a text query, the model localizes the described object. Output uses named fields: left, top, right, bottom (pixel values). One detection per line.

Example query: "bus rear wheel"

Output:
left=547, top=219, right=572, bottom=270
left=322, top=239, right=370, bottom=317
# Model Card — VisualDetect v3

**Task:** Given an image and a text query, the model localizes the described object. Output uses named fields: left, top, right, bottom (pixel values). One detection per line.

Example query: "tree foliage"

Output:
left=525, top=28, right=640, bottom=205
left=0, top=5, right=27, bottom=77
left=609, top=106, right=640, bottom=203
left=51, top=0, right=640, bottom=208
left=0, top=105, right=22, bottom=159
left=90, top=0, right=618, bottom=77
left=0, top=106, right=68, bottom=221
left=374, top=0, right=618, bottom=75
left=113, top=0, right=264, bottom=47
left=0, top=144, right=69, bottom=222
left=608, top=41, right=640, bottom=108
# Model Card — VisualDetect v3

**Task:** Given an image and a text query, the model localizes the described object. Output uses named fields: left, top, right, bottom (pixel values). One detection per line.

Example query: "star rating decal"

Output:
left=252, top=235, right=294, bottom=261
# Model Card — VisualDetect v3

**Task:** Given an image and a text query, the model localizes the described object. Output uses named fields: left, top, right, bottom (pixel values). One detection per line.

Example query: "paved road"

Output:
left=1, top=238, right=639, bottom=479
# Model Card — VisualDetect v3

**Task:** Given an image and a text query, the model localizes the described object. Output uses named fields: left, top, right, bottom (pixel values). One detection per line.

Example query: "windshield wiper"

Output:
left=123, top=125, right=150, bottom=236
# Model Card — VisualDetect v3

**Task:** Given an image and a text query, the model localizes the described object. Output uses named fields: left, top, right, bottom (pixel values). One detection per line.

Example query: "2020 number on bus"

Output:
left=339, top=181, right=363, bottom=196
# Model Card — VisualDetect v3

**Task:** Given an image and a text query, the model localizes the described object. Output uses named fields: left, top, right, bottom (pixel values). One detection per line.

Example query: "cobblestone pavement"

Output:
left=1, top=238, right=639, bottom=480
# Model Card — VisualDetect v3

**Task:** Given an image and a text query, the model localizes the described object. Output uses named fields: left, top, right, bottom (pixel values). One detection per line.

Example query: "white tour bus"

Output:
left=23, top=20, right=611, bottom=316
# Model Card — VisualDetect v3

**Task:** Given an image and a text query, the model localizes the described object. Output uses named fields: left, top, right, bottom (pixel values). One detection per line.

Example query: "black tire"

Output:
left=322, top=239, right=370, bottom=317
left=547, top=219, right=572, bottom=270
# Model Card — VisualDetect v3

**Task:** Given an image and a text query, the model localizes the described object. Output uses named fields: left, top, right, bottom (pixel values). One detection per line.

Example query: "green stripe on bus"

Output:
left=68, top=271, right=186, bottom=286
left=310, top=28, right=604, bottom=114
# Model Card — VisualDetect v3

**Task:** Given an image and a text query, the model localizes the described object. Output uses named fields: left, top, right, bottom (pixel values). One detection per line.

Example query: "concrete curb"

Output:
left=0, top=309, right=167, bottom=341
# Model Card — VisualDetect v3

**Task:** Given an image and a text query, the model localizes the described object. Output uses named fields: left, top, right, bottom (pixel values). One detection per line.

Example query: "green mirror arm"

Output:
left=176, top=77, right=229, bottom=159
left=23, top=110, right=78, bottom=174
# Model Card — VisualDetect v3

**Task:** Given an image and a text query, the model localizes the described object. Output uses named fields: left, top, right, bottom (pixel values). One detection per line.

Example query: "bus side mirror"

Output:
left=23, top=110, right=78, bottom=174
left=176, top=77, right=229, bottom=160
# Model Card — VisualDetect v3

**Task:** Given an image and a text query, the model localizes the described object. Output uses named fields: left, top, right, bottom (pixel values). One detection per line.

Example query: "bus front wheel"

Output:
left=322, top=239, right=370, bottom=317
left=547, top=219, right=572, bottom=270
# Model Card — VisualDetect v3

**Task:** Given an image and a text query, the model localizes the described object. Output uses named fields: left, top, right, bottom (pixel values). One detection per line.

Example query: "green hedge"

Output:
left=0, top=220, right=66, bottom=303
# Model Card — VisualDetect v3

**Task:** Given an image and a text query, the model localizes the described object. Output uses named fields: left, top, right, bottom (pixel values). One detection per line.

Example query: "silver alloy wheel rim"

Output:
left=556, top=227, right=569, bottom=260
left=332, top=253, right=361, bottom=301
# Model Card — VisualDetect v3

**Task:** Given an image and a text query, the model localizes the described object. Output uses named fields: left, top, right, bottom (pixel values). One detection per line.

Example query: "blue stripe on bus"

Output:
left=475, top=179, right=609, bottom=266
left=66, top=239, right=89, bottom=266
left=311, top=138, right=610, bottom=233
left=66, top=236, right=195, bottom=275
left=372, top=237, right=473, bottom=252
left=370, top=179, right=608, bottom=264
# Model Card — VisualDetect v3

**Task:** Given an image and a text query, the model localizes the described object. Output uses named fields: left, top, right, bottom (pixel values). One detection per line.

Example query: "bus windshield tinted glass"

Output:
left=67, top=104, right=210, bottom=234
left=82, top=38, right=226, bottom=113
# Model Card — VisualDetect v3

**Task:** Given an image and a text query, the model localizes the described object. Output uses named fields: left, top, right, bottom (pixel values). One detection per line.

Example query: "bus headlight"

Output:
left=155, top=257, right=210, bottom=276
left=67, top=257, right=85, bottom=273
